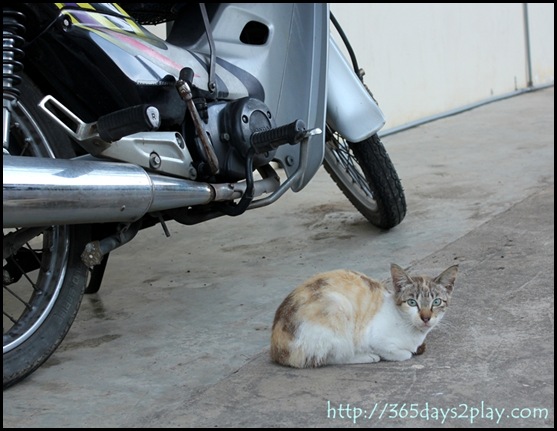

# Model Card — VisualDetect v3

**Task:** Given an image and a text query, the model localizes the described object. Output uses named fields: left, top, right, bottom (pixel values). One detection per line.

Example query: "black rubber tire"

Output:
left=324, top=130, right=406, bottom=229
left=3, top=73, right=90, bottom=389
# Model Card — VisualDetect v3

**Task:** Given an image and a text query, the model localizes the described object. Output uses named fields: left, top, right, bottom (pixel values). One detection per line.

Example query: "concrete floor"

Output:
left=3, top=86, right=554, bottom=428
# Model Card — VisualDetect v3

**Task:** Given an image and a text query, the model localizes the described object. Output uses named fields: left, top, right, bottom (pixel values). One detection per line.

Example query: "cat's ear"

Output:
left=390, top=263, right=413, bottom=293
left=433, top=265, right=459, bottom=293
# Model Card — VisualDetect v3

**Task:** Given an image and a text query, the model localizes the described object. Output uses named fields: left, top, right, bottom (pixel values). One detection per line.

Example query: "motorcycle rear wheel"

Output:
left=3, top=73, right=90, bottom=389
left=324, top=128, right=407, bottom=229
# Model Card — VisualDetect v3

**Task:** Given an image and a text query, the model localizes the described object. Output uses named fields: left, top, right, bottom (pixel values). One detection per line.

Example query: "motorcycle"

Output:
left=3, top=3, right=406, bottom=389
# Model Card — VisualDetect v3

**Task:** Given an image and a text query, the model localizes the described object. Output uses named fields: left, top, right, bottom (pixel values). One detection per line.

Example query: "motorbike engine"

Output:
left=187, top=97, right=277, bottom=181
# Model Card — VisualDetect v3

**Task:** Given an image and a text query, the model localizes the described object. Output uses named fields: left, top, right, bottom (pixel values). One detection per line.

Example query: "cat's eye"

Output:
left=406, top=299, right=418, bottom=307
left=432, top=298, right=442, bottom=306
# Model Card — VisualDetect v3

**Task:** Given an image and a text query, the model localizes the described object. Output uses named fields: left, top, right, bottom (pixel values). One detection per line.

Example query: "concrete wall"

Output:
left=330, top=3, right=554, bottom=129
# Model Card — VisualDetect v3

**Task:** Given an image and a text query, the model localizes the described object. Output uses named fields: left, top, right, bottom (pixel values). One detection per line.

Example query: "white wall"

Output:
left=527, top=3, right=555, bottom=84
left=330, top=3, right=554, bottom=129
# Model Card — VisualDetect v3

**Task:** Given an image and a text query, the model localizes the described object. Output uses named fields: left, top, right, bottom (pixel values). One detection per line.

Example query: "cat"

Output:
left=270, top=263, right=458, bottom=368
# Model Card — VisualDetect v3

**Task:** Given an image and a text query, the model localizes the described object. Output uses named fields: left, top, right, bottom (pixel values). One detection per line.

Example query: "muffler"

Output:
left=3, top=156, right=218, bottom=228
left=3, top=156, right=281, bottom=228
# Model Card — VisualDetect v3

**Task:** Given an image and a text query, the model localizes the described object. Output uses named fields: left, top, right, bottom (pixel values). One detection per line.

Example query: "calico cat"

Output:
left=270, top=263, right=458, bottom=368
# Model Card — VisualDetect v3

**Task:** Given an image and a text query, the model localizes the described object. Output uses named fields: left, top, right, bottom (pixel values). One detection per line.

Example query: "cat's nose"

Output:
left=420, top=315, right=431, bottom=323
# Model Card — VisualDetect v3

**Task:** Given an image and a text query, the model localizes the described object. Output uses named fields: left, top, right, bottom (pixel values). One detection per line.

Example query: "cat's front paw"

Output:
left=414, top=342, right=426, bottom=356
left=379, top=349, right=413, bottom=362
left=346, top=353, right=381, bottom=364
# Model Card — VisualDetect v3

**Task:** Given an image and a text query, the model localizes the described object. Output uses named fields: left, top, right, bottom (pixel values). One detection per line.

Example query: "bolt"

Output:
left=149, top=152, right=161, bottom=169
left=175, top=133, right=185, bottom=149
left=285, top=155, right=295, bottom=166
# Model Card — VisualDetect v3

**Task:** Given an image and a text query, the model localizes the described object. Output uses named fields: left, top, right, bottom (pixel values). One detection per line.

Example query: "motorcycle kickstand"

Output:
left=84, top=253, right=110, bottom=294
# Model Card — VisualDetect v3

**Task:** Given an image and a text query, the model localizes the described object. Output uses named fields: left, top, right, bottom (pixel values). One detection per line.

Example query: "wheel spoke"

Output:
left=327, top=132, right=373, bottom=198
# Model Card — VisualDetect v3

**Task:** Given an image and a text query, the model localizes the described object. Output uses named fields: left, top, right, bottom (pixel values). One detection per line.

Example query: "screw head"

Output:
left=149, top=152, right=162, bottom=169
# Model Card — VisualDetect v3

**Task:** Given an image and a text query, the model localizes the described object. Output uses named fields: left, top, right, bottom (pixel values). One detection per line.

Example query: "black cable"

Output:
left=330, top=11, right=360, bottom=78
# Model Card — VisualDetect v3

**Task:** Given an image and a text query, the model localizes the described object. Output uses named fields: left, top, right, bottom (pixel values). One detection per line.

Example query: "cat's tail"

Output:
left=271, top=322, right=332, bottom=368
left=270, top=324, right=297, bottom=367
left=270, top=324, right=322, bottom=368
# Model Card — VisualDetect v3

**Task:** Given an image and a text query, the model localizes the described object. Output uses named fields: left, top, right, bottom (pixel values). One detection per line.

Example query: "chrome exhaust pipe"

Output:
left=3, top=156, right=218, bottom=228
left=3, top=156, right=281, bottom=228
